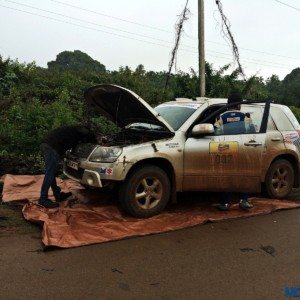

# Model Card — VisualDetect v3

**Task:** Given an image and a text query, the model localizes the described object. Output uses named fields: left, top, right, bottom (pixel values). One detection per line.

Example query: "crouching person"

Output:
left=39, top=125, right=96, bottom=208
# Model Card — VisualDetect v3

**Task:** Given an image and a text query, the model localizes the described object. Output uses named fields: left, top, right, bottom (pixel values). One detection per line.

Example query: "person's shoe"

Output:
left=38, top=198, right=59, bottom=208
left=55, top=192, right=72, bottom=202
left=239, top=199, right=253, bottom=210
left=217, top=203, right=230, bottom=211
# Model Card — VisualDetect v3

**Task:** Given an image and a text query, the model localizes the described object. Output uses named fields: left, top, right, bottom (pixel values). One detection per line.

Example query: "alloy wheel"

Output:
left=271, top=165, right=292, bottom=197
left=135, top=177, right=162, bottom=209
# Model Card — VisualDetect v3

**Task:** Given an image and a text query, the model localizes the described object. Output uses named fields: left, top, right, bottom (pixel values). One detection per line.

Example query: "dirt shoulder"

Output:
left=1, top=181, right=300, bottom=299
left=0, top=206, right=299, bottom=299
left=0, top=203, right=40, bottom=237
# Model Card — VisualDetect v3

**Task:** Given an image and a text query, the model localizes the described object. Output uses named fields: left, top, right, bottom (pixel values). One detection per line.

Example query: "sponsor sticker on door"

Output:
left=284, top=131, right=300, bottom=147
left=209, top=142, right=239, bottom=154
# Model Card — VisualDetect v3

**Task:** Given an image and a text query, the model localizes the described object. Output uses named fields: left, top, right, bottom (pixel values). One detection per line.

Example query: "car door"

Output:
left=183, top=102, right=270, bottom=193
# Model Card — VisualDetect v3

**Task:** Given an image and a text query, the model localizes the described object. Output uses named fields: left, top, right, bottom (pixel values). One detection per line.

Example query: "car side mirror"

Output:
left=191, top=124, right=214, bottom=137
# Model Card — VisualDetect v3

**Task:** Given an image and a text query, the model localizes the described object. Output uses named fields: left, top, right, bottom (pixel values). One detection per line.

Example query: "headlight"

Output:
left=89, top=147, right=122, bottom=163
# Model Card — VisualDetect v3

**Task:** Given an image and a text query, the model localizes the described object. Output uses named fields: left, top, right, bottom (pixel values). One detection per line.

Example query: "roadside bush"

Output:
left=89, top=116, right=118, bottom=135
left=290, top=106, right=300, bottom=123
left=0, top=90, right=79, bottom=156
left=0, top=154, right=45, bottom=177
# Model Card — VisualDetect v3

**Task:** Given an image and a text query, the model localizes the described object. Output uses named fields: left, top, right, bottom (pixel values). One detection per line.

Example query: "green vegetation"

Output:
left=0, top=49, right=299, bottom=172
left=0, top=204, right=39, bottom=236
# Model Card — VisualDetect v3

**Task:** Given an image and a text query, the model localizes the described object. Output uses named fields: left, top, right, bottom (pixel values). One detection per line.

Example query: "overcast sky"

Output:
left=0, top=0, right=299, bottom=79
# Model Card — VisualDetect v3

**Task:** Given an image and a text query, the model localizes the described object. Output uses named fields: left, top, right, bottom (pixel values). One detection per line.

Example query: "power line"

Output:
left=50, top=0, right=300, bottom=61
left=205, top=39, right=299, bottom=60
left=0, top=4, right=176, bottom=48
left=3, top=0, right=175, bottom=45
left=165, top=0, right=190, bottom=89
left=206, top=49, right=293, bottom=67
left=215, top=0, right=245, bottom=79
left=173, top=46, right=294, bottom=69
left=1, top=0, right=296, bottom=69
left=50, top=0, right=172, bottom=33
left=0, top=3, right=295, bottom=71
left=274, top=0, right=300, bottom=12
left=205, top=53, right=291, bottom=70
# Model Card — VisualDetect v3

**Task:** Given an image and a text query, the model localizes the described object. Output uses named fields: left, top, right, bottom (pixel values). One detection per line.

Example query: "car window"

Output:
left=267, top=116, right=277, bottom=131
left=214, top=105, right=264, bottom=136
left=281, top=106, right=300, bottom=130
left=270, top=106, right=297, bottom=131
left=155, top=104, right=199, bottom=130
left=241, top=106, right=263, bottom=132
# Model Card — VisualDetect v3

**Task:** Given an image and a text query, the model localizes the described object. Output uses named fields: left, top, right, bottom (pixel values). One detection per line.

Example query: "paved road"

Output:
left=0, top=208, right=299, bottom=300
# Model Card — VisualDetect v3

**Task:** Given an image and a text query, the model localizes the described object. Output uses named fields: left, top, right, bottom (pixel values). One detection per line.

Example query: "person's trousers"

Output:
left=40, top=143, right=61, bottom=200
left=221, top=192, right=249, bottom=205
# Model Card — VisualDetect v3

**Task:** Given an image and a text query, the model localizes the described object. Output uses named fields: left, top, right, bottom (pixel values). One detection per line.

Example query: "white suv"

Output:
left=64, top=84, right=300, bottom=217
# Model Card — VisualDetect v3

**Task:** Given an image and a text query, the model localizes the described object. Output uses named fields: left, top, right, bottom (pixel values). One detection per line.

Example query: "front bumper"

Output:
left=63, top=163, right=102, bottom=188
left=63, top=157, right=124, bottom=188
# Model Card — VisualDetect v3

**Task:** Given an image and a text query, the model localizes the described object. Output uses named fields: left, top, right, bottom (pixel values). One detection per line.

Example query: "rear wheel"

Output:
left=264, top=159, right=294, bottom=199
left=118, top=165, right=170, bottom=218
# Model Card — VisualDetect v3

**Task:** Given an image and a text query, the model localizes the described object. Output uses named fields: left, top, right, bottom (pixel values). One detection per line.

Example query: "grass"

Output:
left=0, top=203, right=40, bottom=236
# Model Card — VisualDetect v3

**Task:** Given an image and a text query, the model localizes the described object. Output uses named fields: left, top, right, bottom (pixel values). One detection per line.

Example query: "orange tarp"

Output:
left=2, top=174, right=83, bottom=202
left=2, top=175, right=300, bottom=248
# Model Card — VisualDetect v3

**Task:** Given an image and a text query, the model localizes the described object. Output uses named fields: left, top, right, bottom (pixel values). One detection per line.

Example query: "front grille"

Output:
left=69, top=143, right=96, bottom=159
left=65, top=166, right=84, bottom=180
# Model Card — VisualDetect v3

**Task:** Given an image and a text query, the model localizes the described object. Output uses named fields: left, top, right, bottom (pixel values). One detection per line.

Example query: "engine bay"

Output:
left=97, top=127, right=172, bottom=147
left=68, top=126, right=173, bottom=159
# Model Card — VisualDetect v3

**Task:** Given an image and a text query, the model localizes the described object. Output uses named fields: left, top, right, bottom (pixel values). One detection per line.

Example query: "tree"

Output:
left=266, top=75, right=282, bottom=102
left=47, top=50, right=106, bottom=73
left=281, top=68, right=300, bottom=106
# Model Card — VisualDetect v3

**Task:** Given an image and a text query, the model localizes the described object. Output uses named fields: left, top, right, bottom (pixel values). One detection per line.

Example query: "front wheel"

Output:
left=264, top=159, right=294, bottom=199
left=118, top=165, right=170, bottom=218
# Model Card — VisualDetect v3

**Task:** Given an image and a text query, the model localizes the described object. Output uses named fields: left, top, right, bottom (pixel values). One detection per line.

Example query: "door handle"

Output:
left=271, top=137, right=281, bottom=141
left=244, top=141, right=262, bottom=147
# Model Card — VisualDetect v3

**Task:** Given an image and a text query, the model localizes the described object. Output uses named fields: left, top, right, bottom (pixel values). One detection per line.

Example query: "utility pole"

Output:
left=198, top=0, right=205, bottom=96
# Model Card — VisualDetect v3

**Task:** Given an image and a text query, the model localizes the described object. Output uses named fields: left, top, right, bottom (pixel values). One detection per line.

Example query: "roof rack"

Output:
left=175, top=98, right=193, bottom=102
left=195, top=97, right=210, bottom=102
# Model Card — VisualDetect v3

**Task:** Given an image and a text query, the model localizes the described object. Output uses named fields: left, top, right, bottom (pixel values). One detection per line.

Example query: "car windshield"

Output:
left=155, top=104, right=199, bottom=130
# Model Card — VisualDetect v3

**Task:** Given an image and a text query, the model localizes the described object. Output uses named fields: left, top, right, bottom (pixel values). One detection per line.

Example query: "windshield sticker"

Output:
left=209, top=142, right=239, bottom=154
left=284, top=131, right=300, bottom=147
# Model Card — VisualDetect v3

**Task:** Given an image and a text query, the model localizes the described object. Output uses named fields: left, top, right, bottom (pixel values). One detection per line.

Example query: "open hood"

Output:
left=84, top=84, right=174, bottom=133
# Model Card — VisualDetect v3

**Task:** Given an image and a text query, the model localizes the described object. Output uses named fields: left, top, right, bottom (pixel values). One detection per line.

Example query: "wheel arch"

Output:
left=265, top=154, right=299, bottom=187
left=125, top=158, right=177, bottom=203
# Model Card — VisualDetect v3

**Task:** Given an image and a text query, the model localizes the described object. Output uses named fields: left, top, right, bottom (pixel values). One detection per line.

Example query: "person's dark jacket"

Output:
left=42, top=125, right=96, bottom=157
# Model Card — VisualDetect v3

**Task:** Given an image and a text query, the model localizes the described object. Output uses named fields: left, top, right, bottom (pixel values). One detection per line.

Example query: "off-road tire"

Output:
left=264, top=159, right=294, bottom=199
left=118, top=165, right=170, bottom=218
